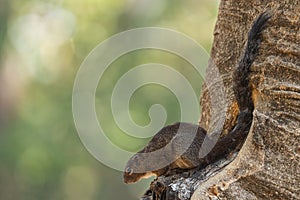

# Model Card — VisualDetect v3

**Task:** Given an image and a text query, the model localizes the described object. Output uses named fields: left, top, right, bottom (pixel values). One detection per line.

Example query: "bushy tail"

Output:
left=206, top=11, right=272, bottom=162
left=233, top=11, right=271, bottom=112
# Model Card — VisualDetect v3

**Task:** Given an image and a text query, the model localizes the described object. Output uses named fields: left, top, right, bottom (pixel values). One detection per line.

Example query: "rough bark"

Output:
left=142, top=1, right=300, bottom=199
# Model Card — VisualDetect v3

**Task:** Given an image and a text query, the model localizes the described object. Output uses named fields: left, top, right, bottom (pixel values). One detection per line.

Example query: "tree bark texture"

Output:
left=142, top=1, right=300, bottom=199
left=196, top=0, right=299, bottom=199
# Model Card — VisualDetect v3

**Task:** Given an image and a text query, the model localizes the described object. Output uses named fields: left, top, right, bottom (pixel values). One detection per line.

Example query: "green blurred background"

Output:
left=0, top=0, right=219, bottom=199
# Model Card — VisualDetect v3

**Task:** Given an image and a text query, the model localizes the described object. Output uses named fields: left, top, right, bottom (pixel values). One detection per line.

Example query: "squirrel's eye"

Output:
left=132, top=155, right=138, bottom=160
left=126, top=167, right=133, bottom=175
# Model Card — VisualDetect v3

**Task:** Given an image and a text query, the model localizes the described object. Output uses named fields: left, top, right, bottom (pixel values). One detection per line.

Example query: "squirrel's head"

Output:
left=123, top=154, right=156, bottom=184
left=123, top=166, right=155, bottom=184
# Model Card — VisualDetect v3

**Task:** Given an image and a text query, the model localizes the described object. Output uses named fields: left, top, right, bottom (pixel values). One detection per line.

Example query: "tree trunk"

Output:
left=142, top=1, right=300, bottom=199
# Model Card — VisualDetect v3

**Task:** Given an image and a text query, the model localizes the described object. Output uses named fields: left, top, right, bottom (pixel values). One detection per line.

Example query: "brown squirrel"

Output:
left=124, top=11, right=271, bottom=184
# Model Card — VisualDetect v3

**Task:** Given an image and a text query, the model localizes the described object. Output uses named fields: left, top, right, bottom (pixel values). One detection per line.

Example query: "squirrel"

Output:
left=124, top=11, right=271, bottom=184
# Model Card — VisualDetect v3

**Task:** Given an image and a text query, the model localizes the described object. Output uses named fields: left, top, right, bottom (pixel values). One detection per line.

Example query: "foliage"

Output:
left=0, top=0, right=218, bottom=199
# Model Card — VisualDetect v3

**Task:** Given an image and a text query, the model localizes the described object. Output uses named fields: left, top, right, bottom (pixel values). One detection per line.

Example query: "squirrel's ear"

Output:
left=125, top=167, right=133, bottom=175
